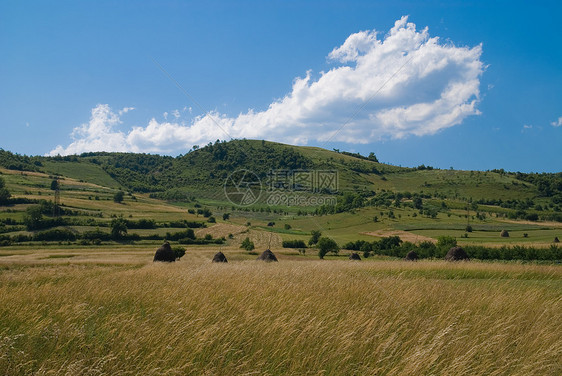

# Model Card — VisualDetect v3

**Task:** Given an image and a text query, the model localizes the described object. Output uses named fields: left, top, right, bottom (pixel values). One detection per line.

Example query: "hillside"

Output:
left=0, top=140, right=561, bottom=257
left=2, top=140, right=562, bottom=207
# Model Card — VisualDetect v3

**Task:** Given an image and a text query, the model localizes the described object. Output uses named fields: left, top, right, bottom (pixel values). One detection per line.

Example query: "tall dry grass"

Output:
left=0, top=259, right=560, bottom=375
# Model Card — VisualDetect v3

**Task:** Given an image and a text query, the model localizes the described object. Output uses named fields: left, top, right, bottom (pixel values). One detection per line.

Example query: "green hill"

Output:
left=0, top=140, right=561, bottom=253
left=2, top=140, right=561, bottom=206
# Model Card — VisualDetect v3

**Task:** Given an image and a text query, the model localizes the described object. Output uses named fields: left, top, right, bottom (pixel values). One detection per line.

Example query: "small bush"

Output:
left=34, top=228, right=76, bottom=241
left=172, top=246, right=186, bottom=260
left=240, top=237, right=255, bottom=251
left=282, top=240, right=306, bottom=248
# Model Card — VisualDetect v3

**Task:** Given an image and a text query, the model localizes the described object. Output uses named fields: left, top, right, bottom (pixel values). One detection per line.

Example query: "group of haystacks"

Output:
left=153, top=242, right=278, bottom=263
left=153, top=242, right=472, bottom=263
left=154, top=229, right=561, bottom=263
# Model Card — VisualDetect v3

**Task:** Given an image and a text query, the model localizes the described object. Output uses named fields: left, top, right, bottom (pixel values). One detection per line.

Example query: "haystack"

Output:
left=554, top=237, right=560, bottom=243
left=257, top=249, right=278, bottom=262
left=445, top=246, right=469, bottom=261
left=348, top=252, right=361, bottom=260
left=500, top=230, right=509, bottom=238
left=404, top=250, right=419, bottom=261
left=153, top=242, right=175, bottom=262
left=212, top=251, right=228, bottom=263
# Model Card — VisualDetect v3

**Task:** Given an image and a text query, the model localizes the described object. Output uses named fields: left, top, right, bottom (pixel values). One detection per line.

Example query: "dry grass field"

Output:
left=1, top=247, right=560, bottom=375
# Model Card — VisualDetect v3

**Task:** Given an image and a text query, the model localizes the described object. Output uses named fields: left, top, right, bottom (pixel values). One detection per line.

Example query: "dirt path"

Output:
left=361, top=229, right=436, bottom=244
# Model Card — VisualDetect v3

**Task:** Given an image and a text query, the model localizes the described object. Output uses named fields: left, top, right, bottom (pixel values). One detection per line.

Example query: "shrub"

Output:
left=282, top=240, right=306, bottom=248
left=437, top=236, right=457, bottom=249
left=125, top=219, right=156, bottom=229
left=317, top=237, right=339, bottom=259
left=309, top=230, right=322, bottom=245
left=172, top=246, right=186, bottom=260
left=0, top=177, right=11, bottom=204
left=240, top=237, right=255, bottom=251
left=166, top=229, right=195, bottom=241
left=82, top=229, right=111, bottom=241
left=34, top=228, right=76, bottom=241
left=111, top=217, right=128, bottom=240
left=525, top=213, right=539, bottom=221
left=113, top=190, right=125, bottom=203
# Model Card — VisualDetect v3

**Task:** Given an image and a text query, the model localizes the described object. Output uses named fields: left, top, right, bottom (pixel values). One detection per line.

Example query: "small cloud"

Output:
left=487, top=84, right=494, bottom=90
left=25, top=122, right=30, bottom=127
left=172, top=109, right=180, bottom=119
left=118, top=107, right=135, bottom=115
left=163, top=111, right=168, bottom=120
left=551, top=116, right=562, bottom=127
left=521, top=124, right=533, bottom=133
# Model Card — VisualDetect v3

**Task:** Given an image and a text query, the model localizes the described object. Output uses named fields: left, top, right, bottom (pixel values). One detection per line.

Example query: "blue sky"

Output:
left=1, top=0, right=561, bottom=172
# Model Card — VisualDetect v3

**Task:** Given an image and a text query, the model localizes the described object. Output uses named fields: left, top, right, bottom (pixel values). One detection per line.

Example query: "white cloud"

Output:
left=49, top=104, right=130, bottom=156
left=118, top=107, right=135, bottom=115
left=551, top=117, right=562, bottom=127
left=172, top=109, right=180, bottom=119
left=49, top=16, right=484, bottom=155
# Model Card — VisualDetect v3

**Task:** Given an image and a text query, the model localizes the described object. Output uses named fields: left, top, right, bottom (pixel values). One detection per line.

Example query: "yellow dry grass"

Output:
left=0, top=254, right=560, bottom=375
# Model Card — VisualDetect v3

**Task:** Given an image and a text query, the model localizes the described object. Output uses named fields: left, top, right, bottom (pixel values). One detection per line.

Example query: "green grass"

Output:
left=42, top=161, right=121, bottom=188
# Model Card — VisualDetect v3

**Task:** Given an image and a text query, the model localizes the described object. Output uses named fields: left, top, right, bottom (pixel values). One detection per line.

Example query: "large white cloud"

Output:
left=49, top=16, right=484, bottom=156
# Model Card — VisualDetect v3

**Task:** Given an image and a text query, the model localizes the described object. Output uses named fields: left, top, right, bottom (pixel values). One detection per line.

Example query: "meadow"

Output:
left=1, top=144, right=561, bottom=374
left=0, top=246, right=561, bottom=375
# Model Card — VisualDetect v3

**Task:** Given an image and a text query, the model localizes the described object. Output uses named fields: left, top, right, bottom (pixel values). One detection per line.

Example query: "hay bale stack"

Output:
left=257, top=249, right=278, bottom=262
left=404, top=250, right=419, bottom=261
left=445, top=246, right=469, bottom=261
left=500, top=230, right=510, bottom=238
left=554, top=237, right=560, bottom=243
left=212, top=251, right=228, bottom=263
left=349, top=252, right=361, bottom=261
left=153, top=242, right=176, bottom=262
